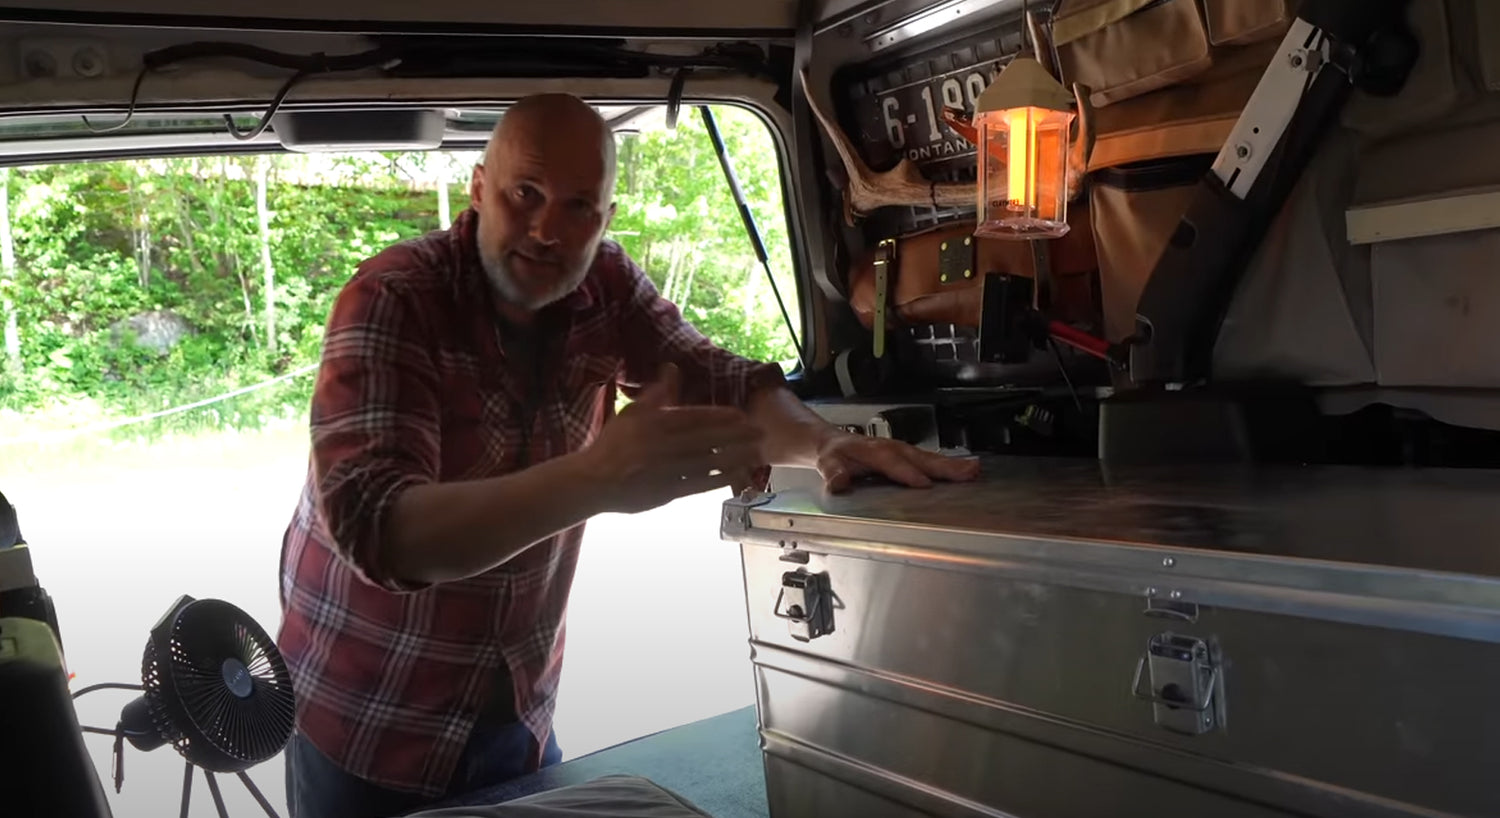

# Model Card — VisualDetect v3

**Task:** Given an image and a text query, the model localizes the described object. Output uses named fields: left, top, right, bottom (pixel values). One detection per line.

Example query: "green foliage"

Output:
left=0, top=104, right=798, bottom=445
left=609, top=106, right=800, bottom=366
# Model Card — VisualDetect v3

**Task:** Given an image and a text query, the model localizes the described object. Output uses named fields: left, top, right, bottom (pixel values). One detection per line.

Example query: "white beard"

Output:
left=476, top=219, right=592, bottom=311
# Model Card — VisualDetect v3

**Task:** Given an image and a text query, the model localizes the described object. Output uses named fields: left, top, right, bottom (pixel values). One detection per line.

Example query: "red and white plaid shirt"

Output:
left=276, top=207, right=785, bottom=796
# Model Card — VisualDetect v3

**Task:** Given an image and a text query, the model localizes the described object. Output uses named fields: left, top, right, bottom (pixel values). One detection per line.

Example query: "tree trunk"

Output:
left=436, top=154, right=451, bottom=229
left=663, top=241, right=684, bottom=303
left=168, top=161, right=206, bottom=281
left=256, top=153, right=276, bottom=354
left=213, top=156, right=258, bottom=348
left=679, top=255, right=698, bottom=307
left=622, top=136, right=638, bottom=195
left=0, top=168, right=18, bottom=372
left=131, top=163, right=151, bottom=288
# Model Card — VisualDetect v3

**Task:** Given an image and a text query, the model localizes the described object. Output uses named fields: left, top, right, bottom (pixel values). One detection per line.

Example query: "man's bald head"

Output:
left=482, top=93, right=618, bottom=197
left=469, top=93, right=620, bottom=315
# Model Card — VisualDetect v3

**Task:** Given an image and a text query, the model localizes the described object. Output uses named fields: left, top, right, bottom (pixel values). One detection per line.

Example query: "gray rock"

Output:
left=109, top=310, right=193, bottom=354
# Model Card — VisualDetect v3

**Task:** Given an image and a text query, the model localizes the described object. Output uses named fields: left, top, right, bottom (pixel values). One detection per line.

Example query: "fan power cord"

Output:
left=79, top=720, right=153, bottom=793
left=72, top=681, right=144, bottom=699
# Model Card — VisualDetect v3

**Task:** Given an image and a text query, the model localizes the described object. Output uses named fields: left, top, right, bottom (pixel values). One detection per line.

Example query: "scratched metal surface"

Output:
left=754, top=456, right=1500, bottom=579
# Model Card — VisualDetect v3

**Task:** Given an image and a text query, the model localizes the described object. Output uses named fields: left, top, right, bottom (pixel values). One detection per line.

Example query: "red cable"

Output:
left=1046, top=321, right=1114, bottom=363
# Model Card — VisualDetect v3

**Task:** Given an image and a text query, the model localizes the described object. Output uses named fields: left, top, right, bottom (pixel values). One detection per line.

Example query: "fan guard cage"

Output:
left=140, top=596, right=296, bottom=773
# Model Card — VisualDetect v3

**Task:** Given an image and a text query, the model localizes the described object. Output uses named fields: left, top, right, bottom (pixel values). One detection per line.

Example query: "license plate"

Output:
left=848, top=56, right=1003, bottom=173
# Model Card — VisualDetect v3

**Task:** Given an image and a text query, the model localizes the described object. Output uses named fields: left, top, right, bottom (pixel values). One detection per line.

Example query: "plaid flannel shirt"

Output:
left=276, top=207, right=785, bottom=796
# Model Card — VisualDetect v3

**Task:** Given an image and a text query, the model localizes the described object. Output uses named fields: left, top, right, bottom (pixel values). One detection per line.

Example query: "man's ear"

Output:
left=470, top=164, right=485, bottom=210
left=605, top=201, right=617, bottom=230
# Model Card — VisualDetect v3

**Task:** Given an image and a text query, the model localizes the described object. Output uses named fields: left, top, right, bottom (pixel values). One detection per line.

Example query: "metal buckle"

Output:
left=873, top=238, right=896, bottom=359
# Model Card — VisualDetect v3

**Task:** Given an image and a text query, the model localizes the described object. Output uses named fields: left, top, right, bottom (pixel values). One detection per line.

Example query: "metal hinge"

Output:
left=721, top=488, right=774, bottom=539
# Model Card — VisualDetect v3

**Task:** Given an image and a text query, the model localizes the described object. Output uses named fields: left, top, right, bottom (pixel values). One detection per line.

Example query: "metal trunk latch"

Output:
left=774, top=569, right=835, bottom=642
left=1131, top=631, right=1225, bottom=735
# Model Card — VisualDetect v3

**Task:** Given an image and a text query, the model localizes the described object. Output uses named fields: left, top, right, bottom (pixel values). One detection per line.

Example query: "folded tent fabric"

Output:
left=402, top=775, right=715, bottom=818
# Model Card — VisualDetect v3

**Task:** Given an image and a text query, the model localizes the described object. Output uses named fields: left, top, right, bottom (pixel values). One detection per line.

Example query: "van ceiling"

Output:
left=0, top=0, right=801, bottom=36
left=0, top=17, right=790, bottom=122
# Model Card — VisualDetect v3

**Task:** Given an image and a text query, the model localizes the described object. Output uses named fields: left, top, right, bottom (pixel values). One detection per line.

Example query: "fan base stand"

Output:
left=180, top=760, right=283, bottom=818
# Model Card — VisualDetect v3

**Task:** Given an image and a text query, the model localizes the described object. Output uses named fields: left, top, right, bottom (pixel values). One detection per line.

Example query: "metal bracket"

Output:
left=937, top=235, right=973, bottom=286
left=872, top=238, right=896, bottom=358
left=1211, top=18, right=1326, bottom=198
left=665, top=67, right=690, bottom=130
left=721, top=489, right=774, bottom=539
left=774, top=568, right=835, bottom=642
left=1130, top=631, right=1225, bottom=735
left=865, top=0, right=1019, bottom=53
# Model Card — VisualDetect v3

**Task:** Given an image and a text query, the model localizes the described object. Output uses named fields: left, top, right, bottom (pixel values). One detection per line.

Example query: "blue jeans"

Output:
left=284, top=721, right=562, bottom=818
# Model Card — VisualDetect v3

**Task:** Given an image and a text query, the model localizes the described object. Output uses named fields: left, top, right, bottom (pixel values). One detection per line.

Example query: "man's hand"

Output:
left=813, top=430, right=980, bottom=494
left=584, top=363, right=767, bottom=514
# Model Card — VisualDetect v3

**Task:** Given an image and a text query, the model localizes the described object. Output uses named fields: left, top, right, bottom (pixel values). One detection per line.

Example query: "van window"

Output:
left=0, top=101, right=794, bottom=816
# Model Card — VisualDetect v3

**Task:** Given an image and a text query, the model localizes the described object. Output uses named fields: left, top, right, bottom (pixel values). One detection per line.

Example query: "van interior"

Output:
left=5, top=1, right=1500, bottom=816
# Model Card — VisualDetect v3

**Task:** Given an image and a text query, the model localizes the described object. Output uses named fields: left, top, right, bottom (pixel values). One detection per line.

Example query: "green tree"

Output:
left=0, top=103, right=799, bottom=439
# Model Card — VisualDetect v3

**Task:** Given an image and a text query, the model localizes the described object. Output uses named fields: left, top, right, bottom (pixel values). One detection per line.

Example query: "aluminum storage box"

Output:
left=721, top=455, right=1500, bottom=818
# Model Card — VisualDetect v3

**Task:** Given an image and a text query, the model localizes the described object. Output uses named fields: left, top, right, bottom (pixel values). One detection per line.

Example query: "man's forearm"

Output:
left=746, top=384, right=836, bottom=467
left=380, top=449, right=606, bottom=586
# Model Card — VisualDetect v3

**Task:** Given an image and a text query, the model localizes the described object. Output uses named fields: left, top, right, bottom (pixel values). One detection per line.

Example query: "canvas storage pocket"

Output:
left=1201, top=0, right=1293, bottom=46
left=1087, top=153, right=1214, bottom=342
left=1053, top=0, right=1214, bottom=108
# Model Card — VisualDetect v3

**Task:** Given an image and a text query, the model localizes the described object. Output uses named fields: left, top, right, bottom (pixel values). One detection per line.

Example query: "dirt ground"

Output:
left=7, top=423, right=757, bottom=816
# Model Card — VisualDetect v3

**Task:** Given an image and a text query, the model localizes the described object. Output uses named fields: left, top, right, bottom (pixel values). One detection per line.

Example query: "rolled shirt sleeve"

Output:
left=309, top=270, right=443, bottom=592
left=607, top=244, right=787, bottom=408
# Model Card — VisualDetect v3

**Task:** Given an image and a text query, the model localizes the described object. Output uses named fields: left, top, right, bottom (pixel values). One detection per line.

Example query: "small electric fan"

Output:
left=101, top=594, right=296, bottom=818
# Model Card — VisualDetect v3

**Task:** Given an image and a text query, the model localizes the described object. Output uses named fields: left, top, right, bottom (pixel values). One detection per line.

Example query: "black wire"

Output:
left=223, top=71, right=308, bottom=141
left=1048, top=337, right=1084, bottom=413
left=144, top=42, right=397, bottom=74
left=81, top=67, right=150, bottom=133
left=72, top=682, right=144, bottom=699
left=81, top=724, right=153, bottom=738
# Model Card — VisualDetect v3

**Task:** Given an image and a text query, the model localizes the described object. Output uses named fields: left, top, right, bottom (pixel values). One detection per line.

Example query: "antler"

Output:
left=1026, top=7, right=1098, bottom=198
left=799, top=67, right=973, bottom=225
left=1067, top=81, right=1096, bottom=199
left=799, top=63, right=1095, bottom=226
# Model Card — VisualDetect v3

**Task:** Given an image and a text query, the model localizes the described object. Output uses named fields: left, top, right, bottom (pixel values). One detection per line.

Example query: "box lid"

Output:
left=723, top=456, right=1500, bottom=644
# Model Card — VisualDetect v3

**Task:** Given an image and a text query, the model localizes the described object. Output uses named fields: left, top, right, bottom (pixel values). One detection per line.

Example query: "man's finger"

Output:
left=652, top=419, right=765, bottom=460
left=633, top=362, right=682, bottom=410
left=910, top=448, right=981, bottom=481
left=661, top=440, right=763, bottom=475
left=727, top=467, right=759, bottom=497
left=869, top=446, right=933, bottom=488
left=823, top=463, right=855, bottom=494
left=675, top=468, right=738, bottom=498
left=822, top=442, right=931, bottom=491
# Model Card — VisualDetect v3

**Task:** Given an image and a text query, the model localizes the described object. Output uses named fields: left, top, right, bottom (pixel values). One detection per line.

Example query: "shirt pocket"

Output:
left=439, top=369, right=516, bottom=481
left=556, top=350, right=621, bottom=451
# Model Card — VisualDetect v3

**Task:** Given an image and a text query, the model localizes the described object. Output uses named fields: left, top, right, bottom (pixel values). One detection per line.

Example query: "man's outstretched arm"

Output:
left=314, top=274, right=763, bottom=591
left=382, top=369, right=764, bottom=586
left=745, top=383, right=980, bottom=493
left=608, top=246, right=979, bottom=493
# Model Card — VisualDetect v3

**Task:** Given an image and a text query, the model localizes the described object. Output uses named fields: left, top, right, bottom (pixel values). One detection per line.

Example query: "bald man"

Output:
left=276, top=94, right=977, bottom=817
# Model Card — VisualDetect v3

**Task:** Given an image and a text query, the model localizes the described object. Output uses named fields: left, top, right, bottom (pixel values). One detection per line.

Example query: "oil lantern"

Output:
left=973, top=53, right=1075, bottom=239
